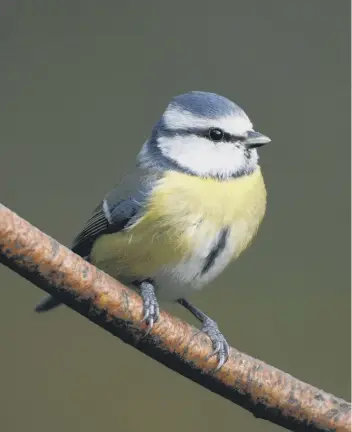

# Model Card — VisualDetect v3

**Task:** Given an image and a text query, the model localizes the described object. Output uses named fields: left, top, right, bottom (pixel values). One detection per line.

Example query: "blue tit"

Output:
left=35, top=91, right=271, bottom=370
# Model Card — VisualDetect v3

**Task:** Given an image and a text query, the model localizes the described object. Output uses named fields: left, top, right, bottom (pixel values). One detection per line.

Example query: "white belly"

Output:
left=153, top=222, right=244, bottom=302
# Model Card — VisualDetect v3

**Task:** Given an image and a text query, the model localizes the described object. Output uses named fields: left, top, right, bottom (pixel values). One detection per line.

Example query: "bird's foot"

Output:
left=139, top=280, right=160, bottom=335
left=201, top=317, right=230, bottom=372
left=177, top=298, right=230, bottom=371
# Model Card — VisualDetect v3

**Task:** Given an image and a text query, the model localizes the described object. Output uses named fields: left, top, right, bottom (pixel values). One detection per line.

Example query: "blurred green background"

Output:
left=0, top=1, right=350, bottom=431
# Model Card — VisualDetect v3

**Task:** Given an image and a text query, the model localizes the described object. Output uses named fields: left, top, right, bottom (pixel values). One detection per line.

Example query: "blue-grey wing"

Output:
left=71, top=171, right=151, bottom=259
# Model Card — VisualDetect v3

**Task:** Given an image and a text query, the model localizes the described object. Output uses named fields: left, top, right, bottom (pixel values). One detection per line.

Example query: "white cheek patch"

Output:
left=163, top=107, right=253, bottom=137
left=157, top=135, right=258, bottom=178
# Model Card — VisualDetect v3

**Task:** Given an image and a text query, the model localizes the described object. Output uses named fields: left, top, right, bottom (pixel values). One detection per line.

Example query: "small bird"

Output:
left=35, top=91, right=270, bottom=370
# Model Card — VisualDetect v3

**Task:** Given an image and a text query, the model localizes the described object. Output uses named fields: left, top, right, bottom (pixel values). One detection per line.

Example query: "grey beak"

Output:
left=245, top=130, right=271, bottom=148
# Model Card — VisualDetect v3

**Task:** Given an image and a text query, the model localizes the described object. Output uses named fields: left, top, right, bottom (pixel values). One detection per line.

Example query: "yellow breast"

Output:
left=90, top=168, right=266, bottom=280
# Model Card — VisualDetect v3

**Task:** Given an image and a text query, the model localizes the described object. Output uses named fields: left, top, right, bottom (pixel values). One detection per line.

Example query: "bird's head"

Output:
left=138, top=91, right=271, bottom=179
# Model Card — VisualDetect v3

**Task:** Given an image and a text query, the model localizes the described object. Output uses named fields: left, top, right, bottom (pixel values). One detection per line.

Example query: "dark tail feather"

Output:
left=35, top=295, right=62, bottom=313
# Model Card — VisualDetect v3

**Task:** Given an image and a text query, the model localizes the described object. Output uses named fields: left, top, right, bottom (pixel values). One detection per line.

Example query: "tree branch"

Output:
left=0, top=203, right=350, bottom=432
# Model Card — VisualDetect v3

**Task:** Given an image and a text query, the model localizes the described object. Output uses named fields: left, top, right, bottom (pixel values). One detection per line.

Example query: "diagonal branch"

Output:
left=0, top=203, right=350, bottom=432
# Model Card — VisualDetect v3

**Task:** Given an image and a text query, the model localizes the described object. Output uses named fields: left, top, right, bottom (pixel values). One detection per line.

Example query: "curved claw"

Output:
left=214, top=345, right=229, bottom=372
left=144, top=317, right=154, bottom=336
left=141, top=309, right=150, bottom=323
left=210, top=339, right=222, bottom=357
left=154, top=305, right=160, bottom=322
left=201, top=317, right=230, bottom=372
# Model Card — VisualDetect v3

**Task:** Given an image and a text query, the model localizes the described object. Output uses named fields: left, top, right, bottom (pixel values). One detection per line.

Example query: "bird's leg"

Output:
left=136, top=279, right=160, bottom=335
left=177, top=298, right=230, bottom=371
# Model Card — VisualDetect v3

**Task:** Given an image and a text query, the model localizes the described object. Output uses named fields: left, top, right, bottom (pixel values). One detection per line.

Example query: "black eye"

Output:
left=208, top=128, right=224, bottom=142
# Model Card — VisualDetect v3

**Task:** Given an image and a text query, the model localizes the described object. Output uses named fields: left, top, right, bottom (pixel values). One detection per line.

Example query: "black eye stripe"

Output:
left=161, top=127, right=246, bottom=143
left=205, top=129, right=243, bottom=143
